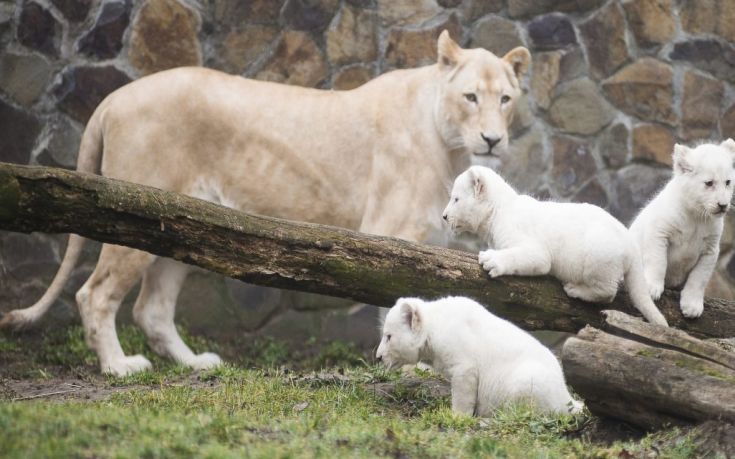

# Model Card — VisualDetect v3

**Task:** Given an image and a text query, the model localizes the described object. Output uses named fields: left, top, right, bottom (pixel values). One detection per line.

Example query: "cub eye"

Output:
left=454, top=197, right=459, bottom=203
left=727, top=180, right=731, bottom=186
left=705, top=180, right=714, bottom=187
left=386, top=334, right=392, bottom=342
left=464, top=93, right=478, bottom=103
left=500, top=95, right=511, bottom=104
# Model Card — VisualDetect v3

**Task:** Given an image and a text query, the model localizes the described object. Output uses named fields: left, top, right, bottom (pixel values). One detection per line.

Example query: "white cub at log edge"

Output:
left=376, top=296, right=583, bottom=416
left=630, top=139, right=735, bottom=319
left=442, top=166, right=668, bottom=326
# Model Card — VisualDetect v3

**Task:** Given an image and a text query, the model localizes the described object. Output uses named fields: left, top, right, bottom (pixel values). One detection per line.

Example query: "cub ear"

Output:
left=398, top=299, right=422, bottom=332
left=721, top=138, right=735, bottom=157
left=503, top=47, right=531, bottom=79
left=437, top=30, right=461, bottom=69
left=468, top=167, right=485, bottom=197
left=672, top=144, right=693, bottom=175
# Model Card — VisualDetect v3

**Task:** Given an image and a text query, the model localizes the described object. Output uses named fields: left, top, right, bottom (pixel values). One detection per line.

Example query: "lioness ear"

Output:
left=437, top=30, right=461, bottom=68
left=673, top=144, right=693, bottom=175
left=398, top=300, right=422, bottom=332
left=503, top=47, right=531, bottom=79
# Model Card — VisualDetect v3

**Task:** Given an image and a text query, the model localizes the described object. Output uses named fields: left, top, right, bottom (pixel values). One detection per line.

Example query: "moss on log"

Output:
left=1, top=162, right=735, bottom=338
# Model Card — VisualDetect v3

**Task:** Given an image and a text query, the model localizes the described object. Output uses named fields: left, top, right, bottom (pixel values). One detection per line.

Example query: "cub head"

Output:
left=434, top=30, right=530, bottom=158
left=442, top=166, right=491, bottom=234
left=672, top=139, right=735, bottom=217
left=376, top=298, right=427, bottom=370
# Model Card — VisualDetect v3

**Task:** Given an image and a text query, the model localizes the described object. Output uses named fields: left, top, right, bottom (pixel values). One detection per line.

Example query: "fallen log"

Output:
left=562, top=310, right=735, bottom=430
left=1, top=162, right=735, bottom=338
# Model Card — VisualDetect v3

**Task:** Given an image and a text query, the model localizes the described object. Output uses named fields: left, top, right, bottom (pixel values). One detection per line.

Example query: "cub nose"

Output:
left=442, top=213, right=448, bottom=221
left=481, top=133, right=501, bottom=150
left=718, top=203, right=728, bottom=212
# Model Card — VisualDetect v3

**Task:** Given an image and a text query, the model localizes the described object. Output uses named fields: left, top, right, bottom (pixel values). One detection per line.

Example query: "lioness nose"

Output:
left=442, top=213, right=448, bottom=221
left=481, top=133, right=501, bottom=150
left=719, top=203, right=728, bottom=212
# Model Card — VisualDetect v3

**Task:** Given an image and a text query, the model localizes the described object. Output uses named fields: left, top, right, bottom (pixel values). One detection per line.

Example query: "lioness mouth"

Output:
left=473, top=150, right=500, bottom=157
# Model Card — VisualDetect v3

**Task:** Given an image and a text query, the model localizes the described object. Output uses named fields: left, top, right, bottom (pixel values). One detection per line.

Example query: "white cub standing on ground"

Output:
left=442, top=166, right=669, bottom=326
left=376, top=296, right=583, bottom=416
left=630, top=139, right=735, bottom=318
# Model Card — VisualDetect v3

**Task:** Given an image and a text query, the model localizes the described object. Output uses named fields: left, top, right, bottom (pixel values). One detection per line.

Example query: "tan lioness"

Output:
left=2, top=31, right=530, bottom=376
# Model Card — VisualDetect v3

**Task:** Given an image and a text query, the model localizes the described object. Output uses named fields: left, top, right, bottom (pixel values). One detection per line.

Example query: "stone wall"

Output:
left=2, top=0, right=735, bottom=340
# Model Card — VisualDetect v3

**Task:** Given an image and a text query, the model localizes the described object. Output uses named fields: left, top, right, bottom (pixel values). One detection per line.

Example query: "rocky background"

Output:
left=2, top=0, right=735, bottom=346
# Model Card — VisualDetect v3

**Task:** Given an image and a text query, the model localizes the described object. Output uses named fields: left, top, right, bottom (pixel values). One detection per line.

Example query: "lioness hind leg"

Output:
left=133, top=257, right=222, bottom=370
left=76, top=244, right=155, bottom=376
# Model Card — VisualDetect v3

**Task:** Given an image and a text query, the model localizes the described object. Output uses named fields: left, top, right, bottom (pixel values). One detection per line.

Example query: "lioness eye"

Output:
left=454, top=197, right=459, bottom=203
left=464, top=93, right=477, bottom=103
left=501, top=95, right=511, bottom=104
left=727, top=180, right=731, bottom=186
left=705, top=180, right=714, bottom=187
left=386, top=334, right=391, bottom=341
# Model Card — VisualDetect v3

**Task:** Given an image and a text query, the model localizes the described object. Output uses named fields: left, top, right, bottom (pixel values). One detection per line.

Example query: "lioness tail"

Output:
left=0, top=102, right=107, bottom=329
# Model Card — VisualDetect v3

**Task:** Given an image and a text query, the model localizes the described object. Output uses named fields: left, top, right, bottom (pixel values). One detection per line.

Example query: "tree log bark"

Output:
left=1, top=162, right=735, bottom=338
left=562, top=310, right=735, bottom=430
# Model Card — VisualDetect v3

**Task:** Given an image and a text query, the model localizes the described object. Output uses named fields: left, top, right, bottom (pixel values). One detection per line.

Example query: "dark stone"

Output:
left=598, top=122, right=629, bottom=169
left=35, top=115, right=81, bottom=168
left=508, top=0, right=604, bottom=19
left=210, top=0, right=282, bottom=27
left=281, top=0, right=339, bottom=32
left=612, top=164, right=671, bottom=225
left=0, top=99, right=41, bottom=165
left=461, top=0, right=504, bottom=21
left=527, top=14, right=576, bottom=51
left=670, top=39, right=735, bottom=83
left=722, top=103, right=735, bottom=140
left=346, top=0, right=375, bottom=7
left=51, top=0, right=92, bottom=22
left=579, top=2, right=629, bottom=79
left=17, top=1, right=61, bottom=57
left=53, top=65, right=132, bottom=123
left=551, top=135, right=597, bottom=196
left=77, top=0, right=131, bottom=59
left=572, top=179, right=608, bottom=208
left=438, top=0, right=462, bottom=6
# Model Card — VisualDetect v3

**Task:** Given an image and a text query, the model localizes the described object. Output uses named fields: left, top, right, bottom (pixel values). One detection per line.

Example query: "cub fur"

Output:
left=630, top=139, right=735, bottom=318
left=1, top=32, right=531, bottom=376
left=442, top=166, right=668, bottom=326
left=376, top=296, right=583, bottom=415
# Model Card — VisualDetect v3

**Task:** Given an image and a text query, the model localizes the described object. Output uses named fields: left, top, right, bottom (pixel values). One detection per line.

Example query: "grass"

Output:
left=0, top=326, right=702, bottom=458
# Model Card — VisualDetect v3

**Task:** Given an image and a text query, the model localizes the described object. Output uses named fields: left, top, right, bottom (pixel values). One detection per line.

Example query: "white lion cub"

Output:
left=376, top=296, right=583, bottom=415
left=630, top=139, right=735, bottom=318
left=442, top=166, right=668, bottom=326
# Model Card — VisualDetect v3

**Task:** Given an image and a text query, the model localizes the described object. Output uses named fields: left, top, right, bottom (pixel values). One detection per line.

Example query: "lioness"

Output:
left=2, top=32, right=530, bottom=376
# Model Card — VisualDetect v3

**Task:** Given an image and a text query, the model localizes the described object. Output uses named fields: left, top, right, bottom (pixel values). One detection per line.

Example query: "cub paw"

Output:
left=648, top=282, right=664, bottom=301
left=680, top=295, right=704, bottom=318
left=186, top=352, right=223, bottom=371
left=478, top=250, right=504, bottom=278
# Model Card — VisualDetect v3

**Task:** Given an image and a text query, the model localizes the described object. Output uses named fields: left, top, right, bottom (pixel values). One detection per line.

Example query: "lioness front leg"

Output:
left=451, top=368, right=479, bottom=416
left=479, top=246, right=551, bottom=278
left=680, top=249, right=718, bottom=318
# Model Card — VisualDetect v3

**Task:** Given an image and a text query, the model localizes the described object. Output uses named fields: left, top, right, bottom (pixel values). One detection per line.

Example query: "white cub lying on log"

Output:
left=442, top=166, right=669, bottom=326
left=376, top=296, right=583, bottom=415
left=630, top=139, right=735, bottom=318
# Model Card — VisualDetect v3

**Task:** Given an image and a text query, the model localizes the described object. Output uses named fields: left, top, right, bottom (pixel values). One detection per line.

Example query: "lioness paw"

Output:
left=648, top=282, right=664, bottom=301
left=186, top=352, right=223, bottom=370
left=680, top=296, right=704, bottom=318
left=103, top=354, right=153, bottom=377
left=479, top=250, right=504, bottom=277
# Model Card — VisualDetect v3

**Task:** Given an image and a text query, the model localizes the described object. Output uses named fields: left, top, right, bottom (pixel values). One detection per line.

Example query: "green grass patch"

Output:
left=0, top=365, right=698, bottom=458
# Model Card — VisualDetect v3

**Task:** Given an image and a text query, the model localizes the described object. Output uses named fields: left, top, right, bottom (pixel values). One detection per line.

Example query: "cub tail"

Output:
left=0, top=100, right=106, bottom=329
left=624, top=249, right=669, bottom=327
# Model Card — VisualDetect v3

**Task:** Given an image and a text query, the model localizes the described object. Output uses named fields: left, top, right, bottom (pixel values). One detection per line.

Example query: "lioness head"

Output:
left=434, top=31, right=531, bottom=157
left=673, top=139, right=735, bottom=217
left=442, top=166, right=496, bottom=234
left=376, top=298, right=427, bottom=370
